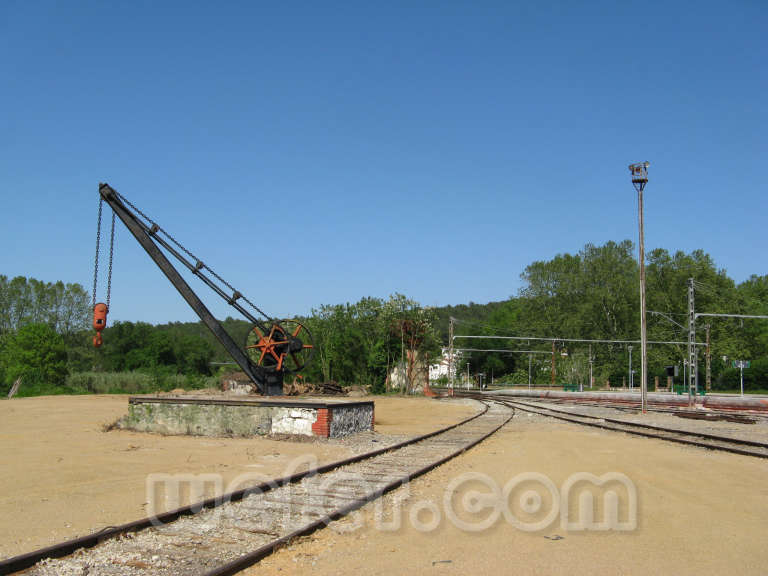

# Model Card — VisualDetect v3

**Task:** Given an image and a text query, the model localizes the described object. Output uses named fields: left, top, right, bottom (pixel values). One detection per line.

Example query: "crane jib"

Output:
left=94, top=183, right=313, bottom=396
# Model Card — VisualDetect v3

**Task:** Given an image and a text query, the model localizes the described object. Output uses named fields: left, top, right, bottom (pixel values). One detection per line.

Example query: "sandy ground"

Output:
left=0, top=394, right=477, bottom=559
left=244, top=412, right=768, bottom=576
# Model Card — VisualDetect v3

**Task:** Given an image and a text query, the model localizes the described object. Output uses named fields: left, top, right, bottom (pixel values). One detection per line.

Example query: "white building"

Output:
left=429, top=347, right=460, bottom=382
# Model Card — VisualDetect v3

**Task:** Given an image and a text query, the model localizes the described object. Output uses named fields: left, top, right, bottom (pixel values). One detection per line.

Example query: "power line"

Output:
left=453, top=334, right=705, bottom=346
left=695, top=313, right=768, bottom=321
left=455, top=348, right=551, bottom=354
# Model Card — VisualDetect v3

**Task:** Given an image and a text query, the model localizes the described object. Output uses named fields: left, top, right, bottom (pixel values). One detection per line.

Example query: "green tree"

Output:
left=0, top=275, right=89, bottom=335
left=1, top=323, right=68, bottom=387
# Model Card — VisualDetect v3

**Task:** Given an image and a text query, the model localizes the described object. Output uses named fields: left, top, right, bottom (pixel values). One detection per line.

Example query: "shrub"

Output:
left=65, top=371, right=154, bottom=394
left=1, top=323, right=68, bottom=388
left=63, top=370, right=220, bottom=395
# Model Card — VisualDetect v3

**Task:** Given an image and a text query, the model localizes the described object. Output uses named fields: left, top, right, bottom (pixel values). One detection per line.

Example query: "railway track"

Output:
left=490, top=397, right=768, bottom=459
left=501, top=396, right=766, bottom=422
left=504, top=394, right=768, bottom=424
left=0, top=400, right=513, bottom=576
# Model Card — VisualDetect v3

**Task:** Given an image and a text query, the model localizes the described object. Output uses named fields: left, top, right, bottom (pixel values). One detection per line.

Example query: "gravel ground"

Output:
left=243, top=411, right=768, bottom=576
left=0, top=395, right=478, bottom=560
left=24, top=401, right=504, bottom=575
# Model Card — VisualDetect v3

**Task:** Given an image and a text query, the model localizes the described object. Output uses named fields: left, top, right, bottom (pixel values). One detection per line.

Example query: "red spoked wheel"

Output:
left=245, top=319, right=314, bottom=373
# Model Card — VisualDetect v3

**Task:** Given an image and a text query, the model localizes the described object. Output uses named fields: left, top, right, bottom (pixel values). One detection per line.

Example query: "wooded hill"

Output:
left=433, top=241, right=768, bottom=391
left=2, top=239, right=767, bottom=395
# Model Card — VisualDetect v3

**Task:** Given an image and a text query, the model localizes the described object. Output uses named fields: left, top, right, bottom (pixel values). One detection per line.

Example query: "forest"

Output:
left=2, top=239, right=767, bottom=396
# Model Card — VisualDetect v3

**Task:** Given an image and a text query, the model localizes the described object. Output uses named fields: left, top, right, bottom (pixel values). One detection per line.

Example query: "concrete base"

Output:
left=122, top=395, right=374, bottom=438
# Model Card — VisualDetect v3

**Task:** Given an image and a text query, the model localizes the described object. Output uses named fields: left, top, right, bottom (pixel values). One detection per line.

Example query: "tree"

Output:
left=385, top=294, right=440, bottom=394
left=0, top=275, right=89, bottom=335
left=0, top=323, right=68, bottom=387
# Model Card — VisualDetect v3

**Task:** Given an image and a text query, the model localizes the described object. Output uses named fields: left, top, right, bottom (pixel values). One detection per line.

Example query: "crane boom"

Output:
left=98, top=183, right=284, bottom=395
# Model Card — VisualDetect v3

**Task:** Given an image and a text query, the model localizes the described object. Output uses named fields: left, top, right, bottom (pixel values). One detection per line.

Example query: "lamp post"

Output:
left=629, top=161, right=649, bottom=413
left=466, top=362, right=470, bottom=390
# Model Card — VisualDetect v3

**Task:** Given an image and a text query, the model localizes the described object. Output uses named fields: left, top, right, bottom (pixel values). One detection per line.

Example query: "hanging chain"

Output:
left=92, top=197, right=103, bottom=308
left=106, top=210, right=115, bottom=309
left=113, top=190, right=272, bottom=321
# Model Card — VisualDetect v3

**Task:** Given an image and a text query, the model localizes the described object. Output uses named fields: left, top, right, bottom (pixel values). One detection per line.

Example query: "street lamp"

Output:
left=629, top=161, right=649, bottom=413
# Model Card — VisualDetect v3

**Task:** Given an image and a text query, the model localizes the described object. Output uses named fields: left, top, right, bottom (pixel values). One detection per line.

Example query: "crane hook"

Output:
left=93, top=302, right=108, bottom=347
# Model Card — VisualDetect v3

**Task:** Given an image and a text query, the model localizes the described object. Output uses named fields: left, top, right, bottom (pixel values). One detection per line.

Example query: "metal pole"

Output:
left=740, top=363, right=744, bottom=397
left=628, top=345, right=633, bottom=391
left=589, top=344, right=593, bottom=389
left=638, top=187, right=648, bottom=412
left=630, top=162, right=649, bottom=413
left=466, top=362, right=470, bottom=390
left=528, top=353, right=532, bottom=390
left=688, top=278, right=696, bottom=407
left=448, top=318, right=454, bottom=389
left=705, top=323, right=711, bottom=392
left=695, top=348, right=699, bottom=392
left=551, top=341, right=556, bottom=387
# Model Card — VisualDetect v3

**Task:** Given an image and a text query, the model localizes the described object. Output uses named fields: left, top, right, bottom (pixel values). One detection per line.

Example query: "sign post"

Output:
left=733, top=360, right=750, bottom=397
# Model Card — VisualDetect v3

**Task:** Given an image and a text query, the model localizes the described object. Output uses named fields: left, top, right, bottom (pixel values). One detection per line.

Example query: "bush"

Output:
left=63, top=370, right=219, bottom=395
left=65, top=371, right=154, bottom=394
left=371, top=378, right=386, bottom=394
left=1, top=323, right=68, bottom=388
left=712, top=358, right=768, bottom=392
left=6, top=369, right=84, bottom=397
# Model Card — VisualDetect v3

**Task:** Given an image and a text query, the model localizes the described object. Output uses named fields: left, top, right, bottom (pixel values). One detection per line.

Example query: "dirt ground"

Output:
left=244, top=412, right=768, bottom=576
left=0, top=394, right=477, bottom=559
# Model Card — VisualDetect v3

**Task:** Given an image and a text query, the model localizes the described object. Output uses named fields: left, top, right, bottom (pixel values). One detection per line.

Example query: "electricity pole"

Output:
left=688, top=278, right=696, bottom=407
left=629, top=162, right=649, bottom=413
left=705, top=323, right=711, bottom=392
left=528, top=353, right=532, bottom=390
left=466, top=362, right=470, bottom=390
left=551, top=341, right=556, bottom=387
left=589, top=344, right=593, bottom=389
left=628, top=345, right=633, bottom=390
left=448, top=317, right=455, bottom=388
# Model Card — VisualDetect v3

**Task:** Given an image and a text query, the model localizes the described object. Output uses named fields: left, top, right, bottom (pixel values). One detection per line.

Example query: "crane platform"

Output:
left=122, top=395, right=374, bottom=438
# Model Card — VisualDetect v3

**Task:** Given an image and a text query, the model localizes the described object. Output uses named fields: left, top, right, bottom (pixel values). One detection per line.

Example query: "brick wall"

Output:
left=311, top=408, right=331, bottom=437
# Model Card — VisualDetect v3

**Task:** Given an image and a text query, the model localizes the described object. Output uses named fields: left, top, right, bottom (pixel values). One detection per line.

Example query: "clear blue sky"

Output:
left=1, top=1, right=766, bottom=324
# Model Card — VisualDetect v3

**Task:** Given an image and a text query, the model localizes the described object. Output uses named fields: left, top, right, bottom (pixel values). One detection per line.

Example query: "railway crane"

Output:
left=90, top=183, right=313, bottom=396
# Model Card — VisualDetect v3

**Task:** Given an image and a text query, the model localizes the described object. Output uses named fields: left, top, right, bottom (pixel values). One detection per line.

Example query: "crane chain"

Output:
left=106, top=210, right=115, bottom=309
left=93, top=197, right=117, bottom=310
left=113, top=191, right=272, bottom=322
left=92, top=197, right=103, bottom=308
